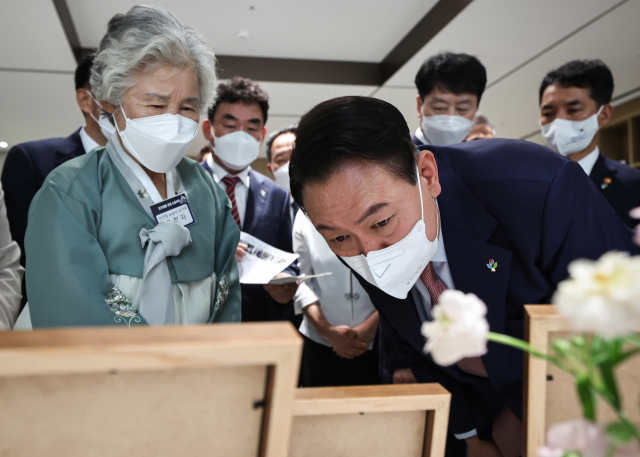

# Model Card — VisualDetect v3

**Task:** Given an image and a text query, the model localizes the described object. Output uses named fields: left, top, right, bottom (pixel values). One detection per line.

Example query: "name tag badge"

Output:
left=150, top=193, right=196, bottom=227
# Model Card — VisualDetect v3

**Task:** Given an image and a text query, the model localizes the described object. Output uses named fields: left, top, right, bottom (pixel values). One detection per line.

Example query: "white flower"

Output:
left=552, top=252, right=640, bottom=337
left=421, top=290, right=489, bottom=366
left=538, top=419, right=608, bottom=457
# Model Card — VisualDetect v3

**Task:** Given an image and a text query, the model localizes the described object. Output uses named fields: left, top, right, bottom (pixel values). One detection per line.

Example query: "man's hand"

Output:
left=465, top=435, right=502, bottom=457
left=263, top=273, right=298, bottom=304
left=235, top=242, right=248, bottom=262
left=353, top=311, right=379, bottom=345
left=325, top=325, right=368, bottom=359
left=393, top=368, right=418, bottom=384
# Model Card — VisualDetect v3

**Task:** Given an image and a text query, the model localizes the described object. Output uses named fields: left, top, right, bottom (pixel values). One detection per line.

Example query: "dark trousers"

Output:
left=300, top=335, right=381, bottom=387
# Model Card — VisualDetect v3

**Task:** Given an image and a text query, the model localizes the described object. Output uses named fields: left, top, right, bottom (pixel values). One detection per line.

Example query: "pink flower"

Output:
left=538, top=420, right=608, bottom=457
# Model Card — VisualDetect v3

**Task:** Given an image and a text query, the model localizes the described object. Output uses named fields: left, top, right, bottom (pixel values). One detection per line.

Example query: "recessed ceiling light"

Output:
left=0, top=142, right=8, bottom=149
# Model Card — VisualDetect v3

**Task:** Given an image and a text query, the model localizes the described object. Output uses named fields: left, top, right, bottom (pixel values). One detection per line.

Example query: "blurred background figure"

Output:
left=1, top=54, right=107, bottom=277
left=265, top=125, right=298, bottom=220
left=195, top=144, right=212, bottom=163
left=201, top=77, right=300, bottom=326
left=0, top=183, right=22, bottom=330
left=465, top=114, right=496, bottom=141
left=539, top=59, right=640, bottom=228
left=414, top=52, right=487, bottom=147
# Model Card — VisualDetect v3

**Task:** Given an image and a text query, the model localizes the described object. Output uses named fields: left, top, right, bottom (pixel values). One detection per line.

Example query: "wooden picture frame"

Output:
left=523, top=305, right=640, bottom=456
left=289, top=384, right=451, bottom=457
left=0, top=323, right=302, bottom=457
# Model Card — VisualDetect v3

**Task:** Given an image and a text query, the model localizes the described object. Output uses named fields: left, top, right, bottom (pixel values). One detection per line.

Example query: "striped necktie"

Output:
left=221, top=176, right=242, bottom=228
left=420, top=262, right=522, bottom=457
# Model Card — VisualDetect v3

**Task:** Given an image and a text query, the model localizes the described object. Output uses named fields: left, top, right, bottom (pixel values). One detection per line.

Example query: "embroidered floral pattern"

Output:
left=214, top=275, right=229, bottom=312
left=105, top=287, right=141, bottom=327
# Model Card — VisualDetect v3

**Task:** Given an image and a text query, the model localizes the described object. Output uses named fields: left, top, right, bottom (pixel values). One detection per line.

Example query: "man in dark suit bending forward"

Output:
left=289, top=96, right=637, bottom=457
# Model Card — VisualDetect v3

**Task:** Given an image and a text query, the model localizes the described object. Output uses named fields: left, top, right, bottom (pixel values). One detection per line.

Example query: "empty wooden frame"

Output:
left=0, top=323, right=302, bottom=457
left=289, top=384, right=451, bottom=457
left=524, top=305, right=640, bottom=456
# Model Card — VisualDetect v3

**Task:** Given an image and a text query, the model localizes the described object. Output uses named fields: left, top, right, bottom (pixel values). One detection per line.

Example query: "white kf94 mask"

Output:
left=115, top=105, right=197, bottom=174
left=421, top=114, right=474, bottom=146
left=212, top=130, right=261, bottom=171
left=540, top=106, right=603, bottom=156
left=340, top=168, right=440, bottom=299
left=273, top=161, right=291, bottom=192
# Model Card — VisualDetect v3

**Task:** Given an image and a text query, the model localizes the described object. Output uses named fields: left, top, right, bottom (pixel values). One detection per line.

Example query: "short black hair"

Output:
left=75, top=54, right=95, bottom=90
left=208, top=76, right=269, bottom=124
left=266, top=126, right=296, bottom=162
left=290, top=96, right=417, bottom=211
left=415, top=52, right=487, bottom=103
left=539, top=59, right=614, bottom=106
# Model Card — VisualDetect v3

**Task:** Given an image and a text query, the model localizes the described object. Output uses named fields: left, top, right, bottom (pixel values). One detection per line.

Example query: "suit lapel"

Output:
left=436, top=156, right=513, bottom=382
left=243, top=170, right=267, bottom=234
left=589, top=152, right=617, bottom=190
left=55, top=129, right=85, bottom=168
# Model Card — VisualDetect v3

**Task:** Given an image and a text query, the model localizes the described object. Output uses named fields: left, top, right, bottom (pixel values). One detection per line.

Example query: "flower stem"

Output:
left=487, top=332, right=558, bottom=363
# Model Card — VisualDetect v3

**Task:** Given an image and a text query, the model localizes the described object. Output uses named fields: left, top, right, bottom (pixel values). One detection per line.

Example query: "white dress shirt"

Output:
left=292, top=210, right=377, bottom=349
left=207, top=155, right=251, bottom=227
left=79, top=126, right=101, bottom=154
left=577, top=146, right=600, bottom=176
left=415, top=126, right=429, bottom=145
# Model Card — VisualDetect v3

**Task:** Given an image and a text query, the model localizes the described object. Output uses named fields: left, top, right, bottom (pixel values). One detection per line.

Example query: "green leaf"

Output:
left=563, top=450, right=582, bottom=457
left=606, top=421, right=635, bottom=445
left=576, top=375, right=596, bottom=421
left=553, top=339, right=572, bottom=358
left=571, top=335, right=586, bottom=349
left=598, top=360, right=621, bottom=410
left=623, top=334, right=640, bottom=349
left=618, top=348, right=640, bottom=364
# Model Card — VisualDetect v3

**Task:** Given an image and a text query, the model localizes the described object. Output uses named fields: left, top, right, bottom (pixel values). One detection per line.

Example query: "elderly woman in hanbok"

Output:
left=25, top=5, right=240, bottom=327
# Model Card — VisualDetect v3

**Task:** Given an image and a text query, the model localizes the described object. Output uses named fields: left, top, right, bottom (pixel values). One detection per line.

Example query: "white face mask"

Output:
left=90, top=112, right=117, bottom=139
left=115, top=105, right=197, bottom=174
left=340, top=169, right=440, bottom=299
left=540, top=106, right=603, bottom=156
left=421, top=114, right=474, bottom=146
left=212, top=130, right=261, bottom=171
left=273, top=161, right=290, bottom=192
left=87, top=92, right=117, bottom=140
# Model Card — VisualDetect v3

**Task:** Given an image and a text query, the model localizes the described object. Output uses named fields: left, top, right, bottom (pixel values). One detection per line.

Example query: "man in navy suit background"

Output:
left=289, top=97, right=637, bottom=457
left=413, top=52, right=487, bottom=147
left=539, top=59, right=640, bottom=228
left=1, top=54, right=108, bottom=269
left=200, top=77, right=299, bottom=325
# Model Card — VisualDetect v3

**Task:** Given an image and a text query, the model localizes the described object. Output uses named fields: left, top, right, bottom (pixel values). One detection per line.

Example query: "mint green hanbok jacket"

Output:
left=24, top=146, right=241, bottom=328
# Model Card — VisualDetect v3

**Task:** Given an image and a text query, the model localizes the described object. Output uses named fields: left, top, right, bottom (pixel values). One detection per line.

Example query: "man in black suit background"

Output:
left=200, top=77, right=300, bottom=325
left=539, top=59, right=640, bottom=228
left=1, top=54, right=108, bottom=267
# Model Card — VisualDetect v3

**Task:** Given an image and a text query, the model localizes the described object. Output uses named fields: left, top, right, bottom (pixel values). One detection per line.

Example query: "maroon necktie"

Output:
left=420, top=262, right=522, bottom=457
left=221, top=176, right=242, bottom=228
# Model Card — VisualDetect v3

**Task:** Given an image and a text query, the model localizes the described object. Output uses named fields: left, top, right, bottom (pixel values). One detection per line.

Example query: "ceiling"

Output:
left=1, top=0, right=639, bottom=166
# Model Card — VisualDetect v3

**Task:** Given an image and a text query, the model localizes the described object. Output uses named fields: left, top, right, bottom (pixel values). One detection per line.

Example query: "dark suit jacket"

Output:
left=1, top=129, right=85, bottom=265
left=589, top=152, right=640, bottom=228
left=201, top=162, right=300, bottom=324
left=353, top=139, right=637, bottom=438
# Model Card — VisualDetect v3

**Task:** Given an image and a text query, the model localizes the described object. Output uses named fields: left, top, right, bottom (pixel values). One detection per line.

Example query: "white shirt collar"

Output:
left=207, top=155, right=251, bottom=189
left=79, top=126, right=101, bottom=154
left=577, top=146, right=600, bottom=176
left=414, top=126, right=429, bottom=145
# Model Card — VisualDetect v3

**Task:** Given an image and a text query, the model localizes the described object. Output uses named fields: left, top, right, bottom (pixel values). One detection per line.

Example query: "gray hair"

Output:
left=90, top=5, right=217, bottom=113
left=473, top=113, right=496, bottom=136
